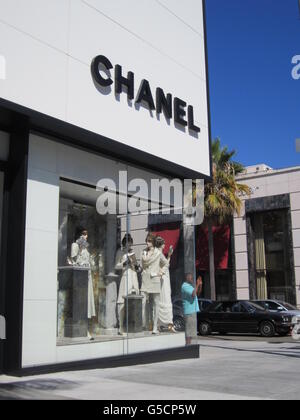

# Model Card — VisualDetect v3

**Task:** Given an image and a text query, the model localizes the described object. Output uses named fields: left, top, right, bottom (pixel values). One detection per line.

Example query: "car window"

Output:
left=231, top=303, right=241, bottom=313
left=267, top=301, right=282, bottom=311
left=231, top=303, right=248, bottom=313
left=224, top=303, right=233, bottom=313
left=279, top=302, right=297, bottom=311
left=245, top=302, right=266, bottom=311
left=211, top=303, right=232, bottom=313
left=213, top=303, right=225, bottom=313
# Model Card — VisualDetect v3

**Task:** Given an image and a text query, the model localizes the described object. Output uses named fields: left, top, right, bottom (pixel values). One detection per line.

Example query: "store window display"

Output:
left=57, top=198, right=108, bottom=343
left=57, top=180, right=187, bottom=346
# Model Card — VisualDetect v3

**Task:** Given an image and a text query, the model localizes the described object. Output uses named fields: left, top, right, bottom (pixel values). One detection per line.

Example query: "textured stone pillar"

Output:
left=58, top=266, right=89, bottom=338
left=123, top=294, right=143, bottom=333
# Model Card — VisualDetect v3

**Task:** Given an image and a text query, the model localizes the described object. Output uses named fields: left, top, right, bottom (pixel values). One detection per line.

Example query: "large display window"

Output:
left=56, top=178, right=188, bottom=347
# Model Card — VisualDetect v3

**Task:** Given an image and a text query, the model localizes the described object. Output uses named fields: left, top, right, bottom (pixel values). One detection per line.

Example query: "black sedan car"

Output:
left=172, top=298, right=213, bottom=332
left=198, top=300, right=293, bottom=337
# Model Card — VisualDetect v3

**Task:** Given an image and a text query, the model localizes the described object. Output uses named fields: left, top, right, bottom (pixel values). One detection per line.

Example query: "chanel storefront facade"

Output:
left=0, top=0, right=211, bottom=375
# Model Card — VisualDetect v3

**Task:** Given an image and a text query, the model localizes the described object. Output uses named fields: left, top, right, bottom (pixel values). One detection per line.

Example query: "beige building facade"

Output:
left=233, top=164, right=300, bottom=308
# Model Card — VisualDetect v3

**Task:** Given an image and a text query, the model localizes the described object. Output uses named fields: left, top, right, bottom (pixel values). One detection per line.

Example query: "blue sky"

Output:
left=205, top=0, right=300, bottom=169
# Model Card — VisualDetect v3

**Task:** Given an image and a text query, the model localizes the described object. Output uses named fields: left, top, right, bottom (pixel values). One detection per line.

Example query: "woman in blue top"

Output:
left=181, top=273, right=203, bottom=346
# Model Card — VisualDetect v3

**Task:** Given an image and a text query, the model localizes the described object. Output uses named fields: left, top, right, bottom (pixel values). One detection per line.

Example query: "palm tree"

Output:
left=204, top=138, right=251, bottom=300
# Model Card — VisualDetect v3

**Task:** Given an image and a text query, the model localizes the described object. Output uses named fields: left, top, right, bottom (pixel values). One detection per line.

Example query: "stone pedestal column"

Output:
left=58, top=266, right=89, bottom=338
left=123, top=294, right=143, bottom=333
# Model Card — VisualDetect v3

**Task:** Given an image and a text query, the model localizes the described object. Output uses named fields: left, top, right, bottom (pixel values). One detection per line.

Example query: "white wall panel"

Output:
left=0, top=0, right=69, bottom=52
left=234, top=218, right=247, bottom=236
left=82, top=0, right=206, bottom=80
left=294, top=248, right=300, bottom=267
left=23, top=229, right=58, bottom=302
left=0, top=22, right=68, bottom=121
left=235, top=253, right=248, bottom=271
left=236, top=271, right=249, bottom=289
left=292, top=211, right=300, bottom=230
left=29, top=134, right=58, bottom=173
left=26, top=169, right=60, bottom=233
left=158, top=0, right=204, bottom=36
left=296, top=267, right=300, bottom=285
left=289, top=179, right=300, bottom=194
left=236, top=288, right=250, bottom=300
left=293, top=230, right=300, bottom=248
left=234, top=235, right=247, bottom=253
left=291, top=193, right=300, bottom=211
left=22, top=300, right=57, bottom=367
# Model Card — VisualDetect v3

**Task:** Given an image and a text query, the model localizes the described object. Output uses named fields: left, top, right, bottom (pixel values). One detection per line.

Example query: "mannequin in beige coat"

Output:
left=141, top=233, right=168, bottom=334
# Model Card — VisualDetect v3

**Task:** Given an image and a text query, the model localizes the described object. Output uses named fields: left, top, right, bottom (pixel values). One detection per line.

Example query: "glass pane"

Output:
left=118, top=182, right=200, bottom=350
left=56, top=175, right=199, bottom=353
left=253, top=210, right=294, bottom=303
left=263, top=211, right=285, bottom=269
left=120, top=196, right=189, bottom=349
left=57, top=179, right=127, bottom=345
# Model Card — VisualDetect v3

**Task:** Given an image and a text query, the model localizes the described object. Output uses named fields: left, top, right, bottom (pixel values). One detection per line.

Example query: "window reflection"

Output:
left=56, top=179, right=187, bottom=346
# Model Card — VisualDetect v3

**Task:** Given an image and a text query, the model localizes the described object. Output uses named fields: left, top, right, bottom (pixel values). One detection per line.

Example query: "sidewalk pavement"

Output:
left=0, top=339, right=299, bottom=400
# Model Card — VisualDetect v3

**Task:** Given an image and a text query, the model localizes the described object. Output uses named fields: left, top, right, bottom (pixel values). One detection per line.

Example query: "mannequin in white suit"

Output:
left=141, top=233, right=168, bottom=334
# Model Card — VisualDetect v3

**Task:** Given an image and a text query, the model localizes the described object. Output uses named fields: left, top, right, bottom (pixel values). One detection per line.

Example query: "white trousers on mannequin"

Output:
left=118, top=303, right=125, bottom=334
left=142, top=292, right=160, bottom=333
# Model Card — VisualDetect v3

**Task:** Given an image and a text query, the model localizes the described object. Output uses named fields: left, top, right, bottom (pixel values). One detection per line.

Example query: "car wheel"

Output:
left=199, top=322, right=211, bottom=336
left=173, top=316, right=185, bottom=332
left=260, top=321, right=275, bottom=337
